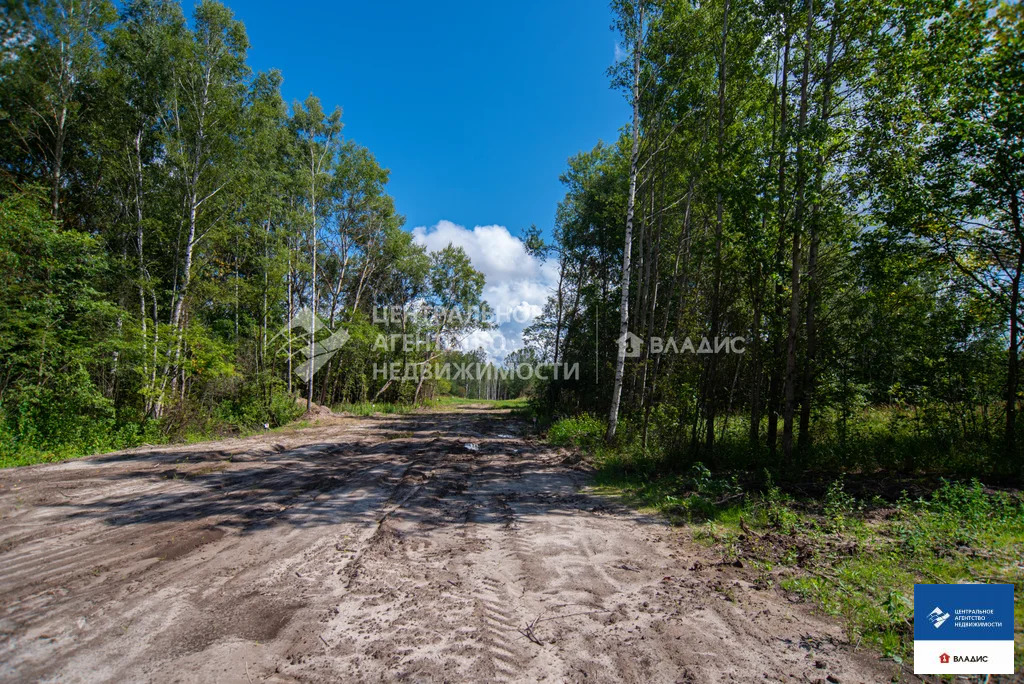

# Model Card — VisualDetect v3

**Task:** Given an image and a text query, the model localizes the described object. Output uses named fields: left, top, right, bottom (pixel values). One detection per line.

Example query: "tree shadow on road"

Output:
left=20, top=411, right=658, bottom=535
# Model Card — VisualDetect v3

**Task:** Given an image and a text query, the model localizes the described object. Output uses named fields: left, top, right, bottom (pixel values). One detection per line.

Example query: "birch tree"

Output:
left=607, top=0, right=650, bottom=442
left=290, top=94, right=342, bottom=411
left=7, top=0, right=114, bottom=219
left=158, top=0, right=248, bottom=413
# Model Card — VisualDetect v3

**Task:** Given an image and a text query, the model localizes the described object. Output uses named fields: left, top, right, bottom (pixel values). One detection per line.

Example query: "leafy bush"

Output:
left=682, top=462, right=741, bottom=497
left=762, top=482, right=801, bottom=534
left=335, top=401, right=419, bottom=416
left=823, top=479, right=858, bottom=532
left=547, top=414, right=605, bottom=450
left=0, top=194, right=124, bottom=466
left=268, top=390, right=303, bottom=426
left=212, top=376, right=303, bottom=431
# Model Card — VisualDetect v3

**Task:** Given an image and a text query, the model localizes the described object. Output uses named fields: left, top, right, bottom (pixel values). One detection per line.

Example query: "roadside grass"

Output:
left=185, top=419, right=314, bottom=443
left=593, top=462, right=1024, bottom=671
left=0, top=445, right=91, bottom=469
left=333, top=396, right=529, bottom=416
left=0, top=419, right=167, bottom=468
left=1, top=394, right=531, bottom=468
left=545, top=415, right=1024, bottom=673
left=333, top=401, right=421, bottom=416
left=723, top=478, right=1024, bottom=669
left=427, top=396, right=531, bottom=410
left=0, top=415, right=317, bottom=469
left=2, top=383, right=305, bottom=468
left=564, top=403, right=1007, bottom=480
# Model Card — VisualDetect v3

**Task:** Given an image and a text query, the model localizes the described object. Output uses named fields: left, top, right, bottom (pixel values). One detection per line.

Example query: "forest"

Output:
left=1, top=0, right=1022, bottom=483
left=0, top=0, right=505, bottom=466
left=530, top=0, right=1024, bottom=482
left=1, top=0, right=1023, bottom=676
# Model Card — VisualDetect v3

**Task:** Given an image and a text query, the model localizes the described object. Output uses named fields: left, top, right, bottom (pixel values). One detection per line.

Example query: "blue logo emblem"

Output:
left=927, top=606, right=950, bottom=628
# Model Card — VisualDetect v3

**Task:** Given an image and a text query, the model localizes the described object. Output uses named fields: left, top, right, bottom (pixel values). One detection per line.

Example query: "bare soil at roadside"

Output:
left=0, top=405, right=911, bottom=683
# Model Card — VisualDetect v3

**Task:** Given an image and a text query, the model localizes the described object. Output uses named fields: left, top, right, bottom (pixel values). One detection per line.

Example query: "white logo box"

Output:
left=914, top=639, right=1015, bottom=675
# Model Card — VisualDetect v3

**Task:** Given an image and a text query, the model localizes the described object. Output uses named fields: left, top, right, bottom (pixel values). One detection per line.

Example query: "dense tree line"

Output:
left=528, top=0, right=1023, bottom=479
left=0, top=0, right=489, bottom=461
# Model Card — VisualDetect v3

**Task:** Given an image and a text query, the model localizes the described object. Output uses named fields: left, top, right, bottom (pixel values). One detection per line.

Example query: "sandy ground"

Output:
left=0, top=405, right=909, bottom=683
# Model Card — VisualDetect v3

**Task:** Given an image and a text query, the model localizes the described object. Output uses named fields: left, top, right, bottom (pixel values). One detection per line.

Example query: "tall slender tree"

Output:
left=291, top=94, right=342, bottom=411
left=607, top=0, right=649, bottom=442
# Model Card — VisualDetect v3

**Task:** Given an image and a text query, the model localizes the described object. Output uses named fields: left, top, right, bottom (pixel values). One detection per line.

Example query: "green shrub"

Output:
left=268, top=390, right=303, bottom=426
left=823, top=479, right=857, bottom=532
left=335, top=401, right=418, bottom=416
left=548, top=414, right=605, bottom=450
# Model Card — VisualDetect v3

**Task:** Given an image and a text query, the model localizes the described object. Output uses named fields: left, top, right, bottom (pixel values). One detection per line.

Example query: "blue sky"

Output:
left=227, top=0, right=629, bottom=361
left=232, top=0, right=629, bottom=240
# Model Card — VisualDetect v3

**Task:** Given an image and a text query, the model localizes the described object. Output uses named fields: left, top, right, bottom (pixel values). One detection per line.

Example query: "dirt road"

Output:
left=0, top=406, right=901, bottom=683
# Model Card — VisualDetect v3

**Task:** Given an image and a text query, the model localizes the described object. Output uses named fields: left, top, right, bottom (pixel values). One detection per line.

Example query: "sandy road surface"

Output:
left=0, top=406, right=903, bottom=683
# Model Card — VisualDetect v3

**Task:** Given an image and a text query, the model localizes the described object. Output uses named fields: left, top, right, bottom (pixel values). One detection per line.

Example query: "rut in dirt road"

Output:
left=0, top=406, right=903, bottom=683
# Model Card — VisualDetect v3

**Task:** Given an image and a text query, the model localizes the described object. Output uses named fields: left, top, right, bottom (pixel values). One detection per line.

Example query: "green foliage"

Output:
left=761, top=480, right=801, bottom=535
left=748, top=480, right=1022, bottom=667
left=526, top=0, right=1023, bottom=479
left=334, top=401, right=419, bottom=416
left=593, top=447, right=1023, bottom=669
left=0, top=193, right=124, bottom=464
left=822, top=479, right=857, bottom=532
left=547, top=414, right=606, bottom=450
left=776, top=481, right=1024, bottom=667
left=0, top=0, right=499, bottom=465
left=658, top=463, right=743, bottom=522
left=211, top=378, right=301, bottom=431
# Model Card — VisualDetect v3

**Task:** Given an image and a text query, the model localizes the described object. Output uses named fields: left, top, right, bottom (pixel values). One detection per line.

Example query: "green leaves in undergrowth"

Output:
left=892, top=479, right=1023, bottom=555
left=761, top=480, right=803, bottom=535
left=0, top=193, right=125, bottom=465
left=681, top=462, right=741, bottom=498
left=560, top=414, right=674, bottom=480
left=822, top=480, right=859, bottom=533
left=547, top=414, right=605, bottom=451
left=334, top=401, right=419, bottom=416
left=587, top=440, right=1021, bottom=666
left=210, top=376, right=301, bottom=431
left=660, top=463, right=743, bottom=522
left=606, top=469, right=1020, bottom=666
left=734, top=478, right=1024, bottom=667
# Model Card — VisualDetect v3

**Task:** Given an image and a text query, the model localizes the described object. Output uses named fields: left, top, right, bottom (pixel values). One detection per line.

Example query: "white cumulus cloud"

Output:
left=411, top=220, right=557, bottom=364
